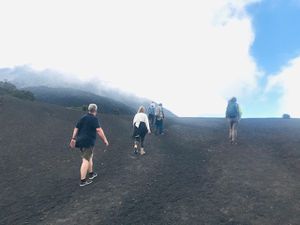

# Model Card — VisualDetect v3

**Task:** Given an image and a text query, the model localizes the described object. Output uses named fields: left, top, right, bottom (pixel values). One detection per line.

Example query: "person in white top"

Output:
left=132, top=106, right=151, bottom=155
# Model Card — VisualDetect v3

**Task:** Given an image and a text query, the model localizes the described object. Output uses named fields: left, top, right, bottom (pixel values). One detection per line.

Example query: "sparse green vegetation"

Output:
left=0, top=81, right=35, bottom=101
left=82, top=105, right=88, bottom=111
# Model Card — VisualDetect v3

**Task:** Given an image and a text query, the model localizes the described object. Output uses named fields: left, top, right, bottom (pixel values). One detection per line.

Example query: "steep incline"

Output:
left=1, top=96, right=300, bottom=225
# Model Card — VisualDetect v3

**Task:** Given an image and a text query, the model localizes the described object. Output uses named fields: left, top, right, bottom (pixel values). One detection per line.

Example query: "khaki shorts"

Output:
left=80, top=147, right=94, bottom=160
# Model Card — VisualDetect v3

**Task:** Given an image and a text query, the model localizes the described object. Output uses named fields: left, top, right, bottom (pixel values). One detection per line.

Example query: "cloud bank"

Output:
left=266, top=56, right=300, bottom=118
left=0, top=0, right=261, bottom=116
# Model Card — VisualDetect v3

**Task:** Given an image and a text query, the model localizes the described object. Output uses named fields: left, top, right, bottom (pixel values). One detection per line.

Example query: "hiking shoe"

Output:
left=80, top=179, right=93, bottom=187
left=134, top=144, right=138, bottom=154
left=140, top=148, right=146, bottom=155
left=89, top=172, right=98, bottom=180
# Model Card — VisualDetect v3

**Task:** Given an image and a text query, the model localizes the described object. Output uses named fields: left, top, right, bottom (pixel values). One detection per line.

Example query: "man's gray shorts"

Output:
left=80, top=147, right=94, bottom=160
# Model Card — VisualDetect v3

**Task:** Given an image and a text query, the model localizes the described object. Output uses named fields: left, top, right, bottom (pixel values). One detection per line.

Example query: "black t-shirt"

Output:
left=75, top=113, right=101, bottom=148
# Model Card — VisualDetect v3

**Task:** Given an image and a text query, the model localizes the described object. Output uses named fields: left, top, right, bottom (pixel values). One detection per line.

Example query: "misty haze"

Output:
left=1, top=0, right=300, bottom=225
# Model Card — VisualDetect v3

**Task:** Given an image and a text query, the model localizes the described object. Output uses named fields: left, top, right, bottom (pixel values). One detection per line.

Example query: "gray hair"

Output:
left=88, top=103, right=98, bottom=113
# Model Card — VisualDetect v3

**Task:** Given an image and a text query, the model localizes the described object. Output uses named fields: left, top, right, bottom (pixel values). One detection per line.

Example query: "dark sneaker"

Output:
left=80, top=179, right=93, bottom=187
left=89, top=172, right=98, bottom=180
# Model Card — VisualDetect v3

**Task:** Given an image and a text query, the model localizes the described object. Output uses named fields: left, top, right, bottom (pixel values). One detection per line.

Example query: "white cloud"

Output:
left=0, top=0, right=261, bottom=116
left=266, top=56, right=300, bottom=118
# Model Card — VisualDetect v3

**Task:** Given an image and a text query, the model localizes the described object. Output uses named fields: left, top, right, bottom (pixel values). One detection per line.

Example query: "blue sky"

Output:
left=0, top=0, right=300, bottom=117
left=244, top=0, right=300, bottom=117
left=248, top=0, right=300, bottom=74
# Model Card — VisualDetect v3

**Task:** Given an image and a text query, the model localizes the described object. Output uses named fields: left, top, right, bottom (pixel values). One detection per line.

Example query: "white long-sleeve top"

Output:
left=133, top=112, right=151, bottom=132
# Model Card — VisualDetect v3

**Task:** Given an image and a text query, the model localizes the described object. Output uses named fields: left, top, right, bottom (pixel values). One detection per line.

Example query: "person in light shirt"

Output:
left=155, top=103, right=165, bottom=135
left=132, top=106, right=151, bottom=155
left=148, top=101, right=156, bottom=126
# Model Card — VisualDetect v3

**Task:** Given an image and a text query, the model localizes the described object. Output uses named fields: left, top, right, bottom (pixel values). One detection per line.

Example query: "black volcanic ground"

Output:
left=1, top=95, right=300, bottom=225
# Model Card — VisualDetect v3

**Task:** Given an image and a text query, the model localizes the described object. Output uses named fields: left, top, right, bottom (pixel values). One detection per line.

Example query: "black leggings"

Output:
left=133, top=122, right=147, bottom=148
left=135, top=135, right=146, bottom=148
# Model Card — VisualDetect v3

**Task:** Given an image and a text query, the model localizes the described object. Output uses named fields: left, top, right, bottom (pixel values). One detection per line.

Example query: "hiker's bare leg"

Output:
left=234, top=126, right=238, bottom=142
left=140, top=135, right=146, bottom=155
left=232, top=122, right=237, bottom=142
left=88, top=154, right=93, bottom=173
left=229, top=120, right=233, bottom=140
left=80, top=158, right=89, bottom=180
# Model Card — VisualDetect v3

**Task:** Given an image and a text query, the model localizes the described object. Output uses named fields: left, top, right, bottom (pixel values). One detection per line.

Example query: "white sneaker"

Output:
left=140, top=148, right=146, bottom=155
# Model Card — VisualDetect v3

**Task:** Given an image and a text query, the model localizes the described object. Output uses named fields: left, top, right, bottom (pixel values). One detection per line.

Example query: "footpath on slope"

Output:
left=2, top=97, right=300, bottom=225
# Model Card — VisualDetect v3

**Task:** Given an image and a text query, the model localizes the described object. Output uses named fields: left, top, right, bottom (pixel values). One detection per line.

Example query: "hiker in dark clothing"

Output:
left=226, top=97, right=242, bottom=144
left=69, top=103, right=109, bottom=187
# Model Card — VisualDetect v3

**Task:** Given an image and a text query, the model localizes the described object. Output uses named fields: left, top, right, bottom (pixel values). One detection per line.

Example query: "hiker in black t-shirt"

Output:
left=69, top=104, right=109, bottom=187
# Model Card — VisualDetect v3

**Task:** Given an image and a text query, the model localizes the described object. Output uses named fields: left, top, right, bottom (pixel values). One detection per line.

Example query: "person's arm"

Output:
left=97, top=128, right=109, bottom=146
left=69, top=127, right=78, bottom=149
left=133, top=114, right=137, bottom=127
left=237, top=104, right=242, bottom=120
left=225, top=105, right=229, bottom=119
